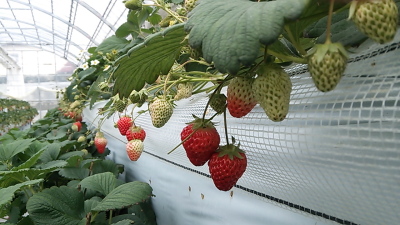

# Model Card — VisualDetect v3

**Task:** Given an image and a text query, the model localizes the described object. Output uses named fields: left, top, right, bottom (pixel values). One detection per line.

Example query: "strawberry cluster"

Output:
left=116, top=116, right=146, bottom=161
left=180, top=117, right=247, bottom=191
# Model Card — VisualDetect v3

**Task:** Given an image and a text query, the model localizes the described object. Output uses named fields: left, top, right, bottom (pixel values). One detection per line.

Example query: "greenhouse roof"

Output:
left=0, top=0, right=129, bottom=66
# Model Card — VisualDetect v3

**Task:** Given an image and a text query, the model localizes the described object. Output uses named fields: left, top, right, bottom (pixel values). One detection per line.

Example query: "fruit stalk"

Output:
left=325, top=0, right=335, bottom=44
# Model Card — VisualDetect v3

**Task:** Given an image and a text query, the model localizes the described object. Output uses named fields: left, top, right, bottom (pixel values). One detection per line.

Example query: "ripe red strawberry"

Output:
left=227, top=76, right=257, bottom=118
left=126, top=125, right=146, bottom=141
left=208, top=139, right=247, bottom=191
left=117, top=116, right=132, bottom=136
left=181, top=117, right=220, bottom=166
left=68, top=111, right=75, bottom=119
left=95, top=132, right=107, bottom=154
left=126, top=140, right=144, bottom=161
left=71, top=121, right=82, bottom=132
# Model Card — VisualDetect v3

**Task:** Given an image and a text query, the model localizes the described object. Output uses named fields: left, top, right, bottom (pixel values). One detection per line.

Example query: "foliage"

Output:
left=0, top=108, right=156, bottom=225
left=0, top=99, right=38, bottom=135
left=54, top=0, right=398, bottom=191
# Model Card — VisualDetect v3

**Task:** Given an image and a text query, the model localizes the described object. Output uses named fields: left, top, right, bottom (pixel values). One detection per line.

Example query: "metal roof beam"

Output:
left=8, top=0, right=99, bottom=46
left=0, top=46, right=21, bottom=69
left=0, top=17, right=84, bottom=53
left=0, top=32, right=80, bottom=65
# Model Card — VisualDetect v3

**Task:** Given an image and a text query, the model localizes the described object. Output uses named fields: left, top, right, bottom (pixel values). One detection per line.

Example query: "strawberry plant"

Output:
left=0, top=107, right=157, bottom=224
left=0, top=99, right=38, bottom=135
left=54, top=0, right=399, bottom=191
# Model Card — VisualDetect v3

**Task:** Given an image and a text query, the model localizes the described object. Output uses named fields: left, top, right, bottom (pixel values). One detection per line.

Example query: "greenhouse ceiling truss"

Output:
left=0, top=0, right=128, bottom=65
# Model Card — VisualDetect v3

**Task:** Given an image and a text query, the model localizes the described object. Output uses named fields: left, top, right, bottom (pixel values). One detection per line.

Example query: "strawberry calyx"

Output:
left=96, top=131, right=105, bottom=138
left=186, top=114, right=217, bottom=130
left=307, top=43, right=348, bottom=64
left=217, top=137, right=245, bottom=160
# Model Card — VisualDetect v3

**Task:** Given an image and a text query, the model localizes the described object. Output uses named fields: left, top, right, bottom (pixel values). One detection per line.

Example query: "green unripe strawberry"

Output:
left=129, top=90, right=147, bottom=107
left=149, top=97, right=173, bottom=128
left=349, top=0, right=398, bottom=44
left=114, top=98, right=127, bottom=112
left=70, top=100, right=81, bottom=109
left=174, top=82, right=194, bottom=100
left=176, top=6, right=187, bottom=16
left=81, top=149, right=88, bottom=156
left=159, top=15, right=174, bottom=28
left=209, top=93, right=227, bottom=115
left=185, top=0, right=198, bottom=12
left=307, top=43, right=348, bottom=92
left=77, top=136, right=86, bottom=142
left=124, top=0, right=142, bottom=10
left=253, top=64, right=292, bottom=122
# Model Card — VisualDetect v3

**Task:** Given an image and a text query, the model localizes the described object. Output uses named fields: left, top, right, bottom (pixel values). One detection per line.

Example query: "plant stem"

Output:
left=201, top=78, right=227, bottom=120
left=28, top=185, right=36, bottom=194
left=167, top=128, right=199, bottom=154
left=223, top=109, right=229, bottom=145
left=22, top=187, right=31, bottom=199
left=284, top=25, right=307, bottom=56
left=267, top=50, right=308, bottom=64
left=163, top=73, right=172, bottom=98
left=325, top=0, right=335, bottom=44
left=109, top=210, right=113, bottom=224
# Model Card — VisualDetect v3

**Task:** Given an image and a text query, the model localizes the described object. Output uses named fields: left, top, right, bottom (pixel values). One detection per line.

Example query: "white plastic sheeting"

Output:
left=83, top=102, right=330, bottom=225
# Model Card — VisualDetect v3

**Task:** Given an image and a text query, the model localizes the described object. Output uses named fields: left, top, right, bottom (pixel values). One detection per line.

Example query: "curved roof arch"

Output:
left=1, top=32, right=80, bottom=60
left=0, top=0, right=129, bottom=65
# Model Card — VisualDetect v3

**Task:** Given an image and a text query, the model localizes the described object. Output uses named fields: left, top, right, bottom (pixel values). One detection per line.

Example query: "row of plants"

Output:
left=0, top=108, right=157, bottom=225
left=59, top=0, right=399, bottom=191
left=0, top=99, right=38, bottom=136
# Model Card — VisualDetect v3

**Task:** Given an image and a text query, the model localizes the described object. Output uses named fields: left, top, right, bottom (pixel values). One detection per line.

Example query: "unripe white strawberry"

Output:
left=77, top=136, right=86, bottom=142
left=349, top=0, right=398, bottom=44
left=185, top=0, right=198, bottom=12
left=174, top=82, right=194, bottom=100
left=149, top=97, right=173, bottom=128
left=126, top=140, right=144, bottom=161
left=252, top=64, right=292, bottom=122
left=307, top=43, right=348, bottom=92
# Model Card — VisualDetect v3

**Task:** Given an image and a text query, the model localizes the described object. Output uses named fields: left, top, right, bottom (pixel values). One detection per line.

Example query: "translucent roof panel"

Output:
left=0, top=0, right=129, bottom=65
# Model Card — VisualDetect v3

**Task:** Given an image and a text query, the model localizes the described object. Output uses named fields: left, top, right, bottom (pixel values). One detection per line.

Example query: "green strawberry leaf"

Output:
left=96, top=35, right=130, bottom=53
left=111, top=214, right=146, bottom=225
left=27, top=186, right=86, bottom=225
left=116, top=21, right=139, bottom=38
left=113, top=23, right=187, bottom=98
left=92, top=160, right=121, bottom=177
left=304, top=8, right=367, bottom=46
left=59, top=167, right=90, bottom=180
left=128, top=200, right=157, bottom=225
left=39, top=143, right=61, bottom=164
left=83, top=196, right=102, bottom=214
left=77, top=67, right=96, bottom=81
left=79, top=172, right=117, bottom=196
left=12, top=148, right=46, bottom=171
left=0, top=138, right=35, bottom=162
left=147, top=13, right=162, bottom=26
left=0, top=179, right=43, bottom=208
left=92, top=181, right=152, bottom=211
left=0, top=162, right=66, bottom=188
left=184, top=0, right=309, bottom=74
left=58, top=151, right=85, bottom=160
left=111, top=220, right=136, bottom=225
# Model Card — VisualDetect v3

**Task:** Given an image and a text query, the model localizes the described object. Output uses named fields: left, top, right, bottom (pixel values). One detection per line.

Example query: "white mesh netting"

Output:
left=86, top=35, right=400, bottom=225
